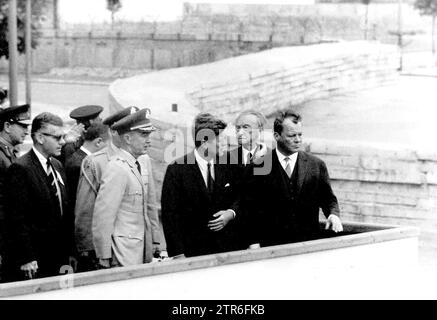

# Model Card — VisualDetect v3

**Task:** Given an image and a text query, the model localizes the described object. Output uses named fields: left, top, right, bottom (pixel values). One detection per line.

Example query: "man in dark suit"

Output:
left=3, top=112, right=76, bottom=281
left=0, top=104, right=31, bottom=281
left=229, top=110, right=267, bottom=168
left=161, top=113, right=243, bottom=258
left=228, top=110, right=268, bottom=249
left=65, top=122, right=109, bottom=216
left=248, top=110, right=343, bottom=248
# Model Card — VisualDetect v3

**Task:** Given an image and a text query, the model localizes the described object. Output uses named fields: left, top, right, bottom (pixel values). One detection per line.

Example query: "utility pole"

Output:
left=398, top=0, right=403, bottom=71
left=8, top=0, right=18, bottom=107
left=25, top=0, right=32, bottom=110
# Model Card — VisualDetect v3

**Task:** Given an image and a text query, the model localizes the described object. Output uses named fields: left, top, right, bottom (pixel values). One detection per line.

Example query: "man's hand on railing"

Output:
left=20, top=260, right=38, bottom=279
left=326, top=214, right=343, bottom=233
left=98, top=258, right=111, bottom=269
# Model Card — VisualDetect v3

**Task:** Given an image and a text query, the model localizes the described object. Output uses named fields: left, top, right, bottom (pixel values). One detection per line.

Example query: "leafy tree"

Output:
left=0, top=0, right=49, bottom=59
left=415, top=0, right=437, bottom=56
left=107, top=0, right=122, bottom=28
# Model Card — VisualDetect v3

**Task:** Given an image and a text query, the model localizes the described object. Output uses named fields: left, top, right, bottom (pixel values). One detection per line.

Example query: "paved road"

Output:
left=0, top=77, right=111, bottom=120
left=293, top=74, right=437, bottom=151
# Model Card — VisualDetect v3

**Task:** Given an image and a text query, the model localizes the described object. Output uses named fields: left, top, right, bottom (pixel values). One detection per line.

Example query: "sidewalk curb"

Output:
left=31, top=78, right=112, bottom=86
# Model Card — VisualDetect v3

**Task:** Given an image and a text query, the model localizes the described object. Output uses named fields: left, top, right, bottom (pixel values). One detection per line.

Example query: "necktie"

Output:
left=135, top=160, right=141, bottom=174
left=245, top=152, right=252, bottom=166
left=46, top=159, right=63, bottom=215
left=284, top=157, right=292, bottom=178
left=207, top=162, right=214, bottom=193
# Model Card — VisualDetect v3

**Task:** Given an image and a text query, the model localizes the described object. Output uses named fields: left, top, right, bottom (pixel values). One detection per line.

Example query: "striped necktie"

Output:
left=46, top=159, right=63, bottom=215
left=284, top=157, right=292, bottom=178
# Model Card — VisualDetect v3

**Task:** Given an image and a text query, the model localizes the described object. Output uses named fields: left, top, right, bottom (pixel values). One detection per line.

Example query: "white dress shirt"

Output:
left=194, top=149, right=235, bottom=218
left=194, top=149, right=215, bottom=188
left=242, top=146, right=258, bottom=166
left=276, top=149, right=298, bottom=176
left=80, top=146, right=92, bottom=156
left=32, top=147, right=64, bottom=213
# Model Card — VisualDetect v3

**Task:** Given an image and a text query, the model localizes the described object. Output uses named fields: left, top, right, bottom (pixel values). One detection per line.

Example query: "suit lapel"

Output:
left=187, top=152, right=212, bottom=201
left=29, top=150, right=53, bottom=201
left=295, top=151, right=309, bottom=196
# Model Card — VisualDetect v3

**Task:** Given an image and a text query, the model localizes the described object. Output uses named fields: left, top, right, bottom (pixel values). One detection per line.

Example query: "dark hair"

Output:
left=235, top=110, right=267, bottom=130
left=193, top=113, right=227, bottom=148
left=84, top=123, right=109, bottom=142
left=31, top=112, right=63, bottom=139
left=273, top=110, right=302, bottom=135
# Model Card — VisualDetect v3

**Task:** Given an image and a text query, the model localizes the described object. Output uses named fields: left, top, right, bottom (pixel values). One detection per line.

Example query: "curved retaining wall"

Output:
left=105, top=41, right=437, bottom=247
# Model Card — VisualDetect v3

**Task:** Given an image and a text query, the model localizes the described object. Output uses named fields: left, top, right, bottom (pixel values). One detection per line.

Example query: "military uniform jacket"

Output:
left=74, top=143, right=121, bottom=253
left=92, top=150, right=160, bottom=266
left=0, top=139, right=17, bottom=255
left=76, top=143, right=165, bottom=254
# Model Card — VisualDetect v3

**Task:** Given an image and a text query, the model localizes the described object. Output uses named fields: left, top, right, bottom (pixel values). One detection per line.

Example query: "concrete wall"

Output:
left=0, top=32, right=272, bottom=74
left=188, top=43, right=399, bottom=121
left=307, top=139, right=437, bottom=248
left=0, top=2, right=425, bottom=74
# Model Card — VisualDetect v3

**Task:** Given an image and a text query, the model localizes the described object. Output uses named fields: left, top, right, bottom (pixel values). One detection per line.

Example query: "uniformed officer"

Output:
left=74, top=106, right=138, bottom=272
left=60, top=105, right=104, bottom=165
left=92, top=108, right=164, bottom=268
left=0, top=104, right=31, bottom=280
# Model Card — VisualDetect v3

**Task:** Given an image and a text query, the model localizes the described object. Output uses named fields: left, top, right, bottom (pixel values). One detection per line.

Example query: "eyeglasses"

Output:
left=40, top=132, right=65, bottom=142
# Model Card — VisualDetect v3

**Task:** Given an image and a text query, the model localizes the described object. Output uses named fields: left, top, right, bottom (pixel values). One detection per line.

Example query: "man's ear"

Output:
left=94, top=137, right=103, bottom=148
left=273, top=132, right=280, bottom=142
left=35, top=132, right=44, bottom=145
left=3, top=122, right=12, bottom=133
left=122, top=133, right=131, bottom=145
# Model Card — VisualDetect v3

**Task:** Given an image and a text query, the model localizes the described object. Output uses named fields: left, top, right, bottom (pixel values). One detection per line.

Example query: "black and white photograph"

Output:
left=0, top=0, right=436, bottom=301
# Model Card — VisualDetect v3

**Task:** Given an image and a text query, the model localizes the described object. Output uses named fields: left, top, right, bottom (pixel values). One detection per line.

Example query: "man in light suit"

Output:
left=75, top=107, right=167, bottom=272
left=65, top=123, right=109, bottom=218
left=3, top=112, right=76, bottom=281
left=92, top=108, right=163, bottom=268
left=161, top=113, right=243, bottom=258
left=247, top=110, right=343, bottom=247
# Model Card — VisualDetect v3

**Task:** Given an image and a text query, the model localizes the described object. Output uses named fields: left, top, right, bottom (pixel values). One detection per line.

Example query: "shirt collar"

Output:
left=32, top=146, right=49, bottom=173
left=119, top=148, right=137, bottom=165
left=194, top=149, right=214, bottom=167
left=80, top=146, right=92, bottom=156
left=242, top=145, right=258, bottom=160
left=276, top=148, right=298, bottom=163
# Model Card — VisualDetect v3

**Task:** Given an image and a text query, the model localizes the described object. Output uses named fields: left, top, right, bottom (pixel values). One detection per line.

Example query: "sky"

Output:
left=58, top=0, right=315, bottom=23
